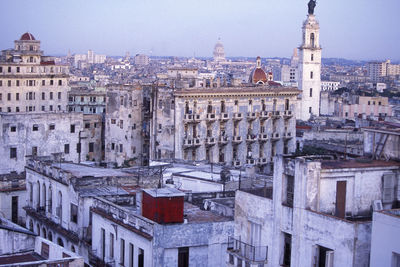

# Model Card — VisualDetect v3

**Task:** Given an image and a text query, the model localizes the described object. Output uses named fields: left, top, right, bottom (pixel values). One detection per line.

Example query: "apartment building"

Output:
left=0, top=32, right=70, bottom=113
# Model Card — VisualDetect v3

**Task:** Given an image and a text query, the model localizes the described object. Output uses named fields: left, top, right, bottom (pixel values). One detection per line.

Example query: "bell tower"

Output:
left=298, top=1, right=321, bottom=120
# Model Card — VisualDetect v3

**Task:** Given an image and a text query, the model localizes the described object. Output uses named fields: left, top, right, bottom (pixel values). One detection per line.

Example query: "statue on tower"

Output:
left=308, top=0, right=316, bottom=15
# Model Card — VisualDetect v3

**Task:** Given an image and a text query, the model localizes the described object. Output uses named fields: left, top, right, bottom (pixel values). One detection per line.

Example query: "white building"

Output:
left=370, top=209, right=400, bottom=267
left=134, top=54, right=150, bottom=65
left=228, top=155, right=400, bottom=267
left=298, top=12, right=322, bottom=120
left=321, top=81, right=340, bottom=91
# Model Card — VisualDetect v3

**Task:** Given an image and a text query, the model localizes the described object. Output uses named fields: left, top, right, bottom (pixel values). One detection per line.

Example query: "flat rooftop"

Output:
left=0, top=252, right=44, bottom=265
left=184, top=202, right=232, bottom=223
left=321, top=159, right=400, bottom=170
left=52, top=163, right=132, bottom=178
left=143, top=187, right=185, bottom=198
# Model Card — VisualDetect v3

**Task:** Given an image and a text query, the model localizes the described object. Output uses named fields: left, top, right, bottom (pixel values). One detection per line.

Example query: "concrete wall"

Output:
left=0, top=189, right=26, bottom=224
left=370, top=211, right=400, bottom=267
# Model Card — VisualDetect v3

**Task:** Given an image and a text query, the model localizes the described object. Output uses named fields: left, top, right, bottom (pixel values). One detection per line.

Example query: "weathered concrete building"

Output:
left=0, top=172, right=26, bottom=226
left=228, top=155, right=400, bottom=267
left=0, top=32, right=70, bottom=113
left=0, top=112, right=102, bottom=173
left=90, top=187, right=234, bottom=267
left=153, top=86, right=299, bottom=173
left=0, top=217, right=83, bottom=266
left=104, top=84, right=147, bottom=167
left=68, top=87, right=106, bottom=114
left=24, top=156, right=159, bottom=265
left=370, top=209, right=400, bottom=267
left=363, top=127, right=400, bottom=160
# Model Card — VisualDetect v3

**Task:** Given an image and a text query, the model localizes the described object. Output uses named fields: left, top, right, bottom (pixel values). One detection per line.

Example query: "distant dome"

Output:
left=213, top=39, right=226, bottom=62
left=20, top=32, right=36, bottom=41
left=249, top=56, right=267, bottom=84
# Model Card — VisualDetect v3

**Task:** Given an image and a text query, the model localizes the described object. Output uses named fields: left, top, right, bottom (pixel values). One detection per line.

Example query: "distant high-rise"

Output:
left=213, top=38, right=226, bottom=63
left=298, top=4, right=322, bottom=121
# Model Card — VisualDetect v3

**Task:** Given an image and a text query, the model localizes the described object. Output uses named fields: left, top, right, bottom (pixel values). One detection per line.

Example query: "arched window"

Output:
left=285, top=99, right=290, bottom=111
left=36, top=223, right=40, bottom=236
left=71, top=245, right=76, bottom=253
left=310, top=33, right=315, bottom=47
left=57, top=237, right=64, bottom=247
left=48, top=231, right=53, bottom=241
left=42, top=227, right=47, bottom=238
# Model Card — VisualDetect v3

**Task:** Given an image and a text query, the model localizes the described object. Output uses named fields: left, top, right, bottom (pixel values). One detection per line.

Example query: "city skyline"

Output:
left=1, top=0, right=399, bottom=61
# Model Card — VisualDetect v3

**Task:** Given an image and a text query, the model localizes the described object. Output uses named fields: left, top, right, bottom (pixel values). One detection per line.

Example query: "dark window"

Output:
left=49, top=105, right=53, bottom=111
left=41, top=106, right=45, bottom=111
left=33, top=124, right=39, bottom=131
left=311, top=54, right=314, bottom=61
left=32, top=146, right=37, bottom=156
left=120, top=239, right=125, bottom=266
left=50, top=80, right=54, bottom=86
left=42, top=92, right=45, bottom=100
left=8, top=67, right=11, bottom=73
left=16, top=93, right=19, bottom=100
left=309, top=107, right=312, bottom=113
left=11, top=196, right=18, bottom=223
left=10, top=147, right=17, bottom=158
left=10, top=126, right=16, bottom=132
left=282, top=233, right=292, bottom=266
left=0, top=67, right=2, bottom=72
left=7, top=93, right=11, bottom=101
left=58, top=80, right=62, bottom=86
left=111, top=143, right=115, bottom=150
left=50, top=92, right=53, bottom=100
left=42, top=80, right=45, bottom=86
left=85, top=123, right=90, bottom=129
left=120, top=144, right=123, bottom=153
left=178, top=247, right=189, bottom=267
left=310, top=71, right=314, bottom=79
left=89, top=142, right=94, bottom=153
left=15, top=107, right=19, bottom=112
left=70, top=124, right=75, bottom=133
left=58, top=92, right=61, bottom=100
left=138, top=248, right=144, bottom=267
left=64, top=144, right=70, bottom=154
left=16, top=80, right=20, bottom=86
left=310, top=88, right=313, bottom=97
left=16, top=67, right=20, bottom=73
left=70, top=204, right=78, bottom=223
left=76, top=143, right=81, bottom=153
left=49, top=124, right=55, bottom=130
left=8, top=80, right=11, bottom=87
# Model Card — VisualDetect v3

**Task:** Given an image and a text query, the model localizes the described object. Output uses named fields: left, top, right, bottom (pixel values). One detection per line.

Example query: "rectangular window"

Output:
left=138, top=248, right=144, bottom=267
left=58, top=80, right=62, bottom=86
left=15, top=107, right=19, bottom=112
left=70, top=124, right=75, bottom=133
left=32, top=146, right=37, bottom=156
left=58, top=92, right=61, bottom=100
left=309, top=107, right=312, bottom=113
left=85, top=123, right=90, bottom=129
left=310, top=71, right=314, bottom=79
left=7, top=107, right=11, bottom=112
left=16, top=80, right=20, bottom=86
left=101, top=228, right=105, bottom=260
left=111, top=119, right=116, bottom=124
left=120, top=144, right=123, bottom=153
left=50, top=80, right=54, bottom=86
left=7, top=93, right=11, bottom=101
left=120, top=120, right=123, bottom=129
left=16, top=67, right=20, bottom=73
left=50, top=92, right=53, bottom=100
left=0, top=93, right=2, bottom=100
left=133, top=100, right=137, bottom=106
left=111, top=143, right=115, bottom=150
left=16, top=93, right=19, bottom=101
left=42, top=80, right=45, bottom=86
left=311, top=54, right=314, bottom=61
left=57, top=105, right=61, bottom=111
left=41, top=106, right=45, bottom=111
left=33, top=124, right=39, bottom=131
left=110, top=233, right=114, bottom=259
left=8, top=67, right=11, bottom=73
left=89, top=142, right=94, bottom=153
left=49, top=105, right=53, bottom=111
left=0, top=67, right=2, bottom=72
left=49, top=124, right=55, bottom=130
left=64, top=144, right=70, bottom=154
left=0, top=81, right=2, bottom=87
left=42, top=92, right=45, bottom=100
left=76, top=143, right=81, bottom=153
left=10, top=126, right=16, bottom=132
left=178, top=247, right=189, bottom=267
left=120, top=239, right=125, bottom=266
left=70, top=204, right=78, bottom=223
left=282, top=233, right=292, bottom=266
left=309, top=88, right=313, bottom=97
left=129, top=243, right=134, bottom=267
left=8, top=80, right=11, bottom=87
left=133, top=124, right=136, bottom=130
left=10, top=147, right=17, bottom=159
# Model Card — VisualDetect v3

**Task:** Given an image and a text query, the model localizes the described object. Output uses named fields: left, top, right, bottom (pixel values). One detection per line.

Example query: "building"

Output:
left=68, top=87, right=106, bottom=114
left=0, top=217, right=83, bottom=266
left=228, top=155, right=400, bottom=267
left=249, top=57, right=272, bottom=85
left=0, top=112, right=103, bottom=173
left=0, top=32, right=70, bottom=113
left=90, top=187, right=234, bottom=267
left=298, top=11, right=322, bottom=120
left=363, top=127, right=400, bottom=160
left=341, top=96, right=391, bottom=119
left=368, top=60, right=400, bottom=81
left=0, top=172, right=26, bottom=225
left=321, top=81, right=340, bottom=91
left=153, top=85, right=299, bottom=173
left=213, top=39, right=226, bottom=63
left=104, top=84, right=147, bottom=167
left=24, top=156, right=159, bottom=265
left=134, top=54, right=150, bottom=66
left=370, top=209, right=400, bottom=267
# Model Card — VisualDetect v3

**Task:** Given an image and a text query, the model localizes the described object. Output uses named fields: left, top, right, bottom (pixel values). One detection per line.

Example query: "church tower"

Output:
left=298, top=1, right=321, bottom=120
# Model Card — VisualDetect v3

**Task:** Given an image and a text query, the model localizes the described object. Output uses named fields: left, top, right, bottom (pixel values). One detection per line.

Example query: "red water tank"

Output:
left=142, top=188, right=185, bottom=224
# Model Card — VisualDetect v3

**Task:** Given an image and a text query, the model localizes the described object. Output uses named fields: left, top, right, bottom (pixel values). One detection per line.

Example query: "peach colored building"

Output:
left=340, top=96, right=391, bottom=118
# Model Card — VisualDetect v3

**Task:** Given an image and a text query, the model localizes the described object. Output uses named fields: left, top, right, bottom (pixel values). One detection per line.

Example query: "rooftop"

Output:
left=143, top=187, right=185, bottom=198
left=0, top=252, right=44, bottom=265
left=321, top=159, right=400, bottom=170
left=52, top=163, right=132, bottom=178
left=184, top=202, right=231, bottom=223
left=175, top=86, right=299, bottom=96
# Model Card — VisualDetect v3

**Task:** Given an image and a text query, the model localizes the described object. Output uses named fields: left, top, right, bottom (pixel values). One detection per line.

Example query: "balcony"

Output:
left=271, top=132, right=280, bottom=141
left=283, top=132, right=293, bottom=139
left=183, top=138, right=201, bottom=148
left=259, top=111, right=270, bottom=120
left=247, top=112, right=257, bottom=121
left=269, top=111, right=281, bottom=119
left=246, top=134, right=257, bottom=143
left=218, top=136, right=228, bottom=145
left=206, top=113, right=217, bottom=122
left=233, top=160, right=241, bottom=167
left=283, top=110, right=293, bottom=119
left=205, top=137, right=217, bottom=146
left=258, top=157, right=268, bottom=165
left=227, top=236, right=268, bottom=264
left=246, top=158, right=256, bottom=165
left=232, top=136, right=242, bottom=144
left=183, top=114, right=201, bottom=123
left=233, top=113, right=243, bottom=121
left=258, top=134, right=268, bottom=142
left=220, top=113, right=229, bottom=121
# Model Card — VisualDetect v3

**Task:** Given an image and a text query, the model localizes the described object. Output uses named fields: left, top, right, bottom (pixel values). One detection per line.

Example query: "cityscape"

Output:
left=0, top=0, right=399, bottom=267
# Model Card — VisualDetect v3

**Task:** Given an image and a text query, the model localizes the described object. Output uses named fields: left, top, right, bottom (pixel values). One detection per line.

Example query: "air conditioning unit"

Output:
left=371, top=200, right=383, bottom=211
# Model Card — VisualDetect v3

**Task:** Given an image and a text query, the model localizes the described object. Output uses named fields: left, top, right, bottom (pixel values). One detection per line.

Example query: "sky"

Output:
left=0, top=0, right=399, bottom=61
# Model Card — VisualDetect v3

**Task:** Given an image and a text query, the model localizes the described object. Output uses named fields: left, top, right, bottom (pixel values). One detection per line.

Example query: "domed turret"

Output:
left=249, top=57, right=268, bottom=85
left=213, top=38, right=226, bottom=63
left=20, top=32, right=36, bottom=41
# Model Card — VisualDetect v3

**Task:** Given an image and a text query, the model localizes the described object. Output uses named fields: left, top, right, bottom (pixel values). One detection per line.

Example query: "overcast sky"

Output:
left=1, top=0, right=399, bottom=60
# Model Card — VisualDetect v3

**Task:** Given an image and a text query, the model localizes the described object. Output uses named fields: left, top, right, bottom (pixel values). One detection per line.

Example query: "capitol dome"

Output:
left=249, top=56, right=268, bottom=85
left=213, top=39, right=226, bottom=62
left=20, top=32, right=36, bottom=41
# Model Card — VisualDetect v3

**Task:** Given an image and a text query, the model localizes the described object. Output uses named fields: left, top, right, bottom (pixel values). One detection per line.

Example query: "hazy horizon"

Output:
left=1, top=0, right=399, bottom=61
